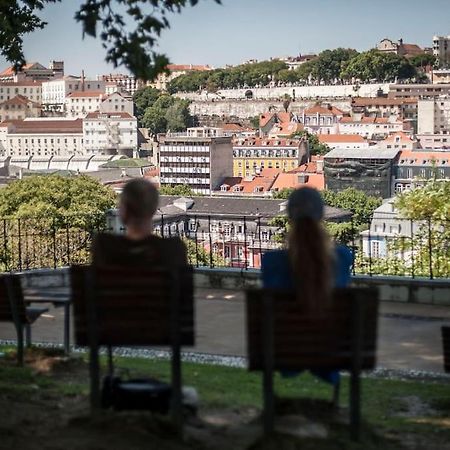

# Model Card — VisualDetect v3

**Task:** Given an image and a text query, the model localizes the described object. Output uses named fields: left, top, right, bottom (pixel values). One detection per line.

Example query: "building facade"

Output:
left=433, top=35, right=450, bottom=67
left=0, top=81, right=42, bottom=103
left=159, top=132, right=233, bottom=195
left=83, top=112, right=138, bottom=156
left=324, top=148, right=400, bottom=198
left=0, top=118, right=83, bottom=157
left=0, top=95, right=41, bottom=122
left=232, top=137, right=308, bottom=177
left=338, top=117, right=404, bottom=139
left=417, top=98, right=450, bottom=135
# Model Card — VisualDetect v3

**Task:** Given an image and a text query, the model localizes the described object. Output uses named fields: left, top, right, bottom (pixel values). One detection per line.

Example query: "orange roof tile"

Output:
left=276, top=112, right=293, bottom=123
left=84, top=112, right=134, bottom=119
left=352, top=97, right=403, bottom=107
left=269, top=122, right=304, bottom=136
left=271, top=172, right=325, bottom=191
left=383, top=131, right=414, bottom=143
left=0, top=118, right=82, bottom=133
left=398, top=150, right=449, bottom=165
left=66, top=91, right=103, bottom=98
left=259, top=113, right=275, bottom=128
left=304, top=105, right=344, bottom=116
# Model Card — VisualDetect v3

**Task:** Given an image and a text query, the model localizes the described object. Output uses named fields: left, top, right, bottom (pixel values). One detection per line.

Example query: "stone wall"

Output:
left=176, top=83, right=390, bottom=102
left=189, top=99, right=352, bottom=120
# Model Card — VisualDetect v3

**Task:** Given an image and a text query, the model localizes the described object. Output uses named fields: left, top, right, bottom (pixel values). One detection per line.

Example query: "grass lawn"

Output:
left=0, top=346, right=449, bottom=450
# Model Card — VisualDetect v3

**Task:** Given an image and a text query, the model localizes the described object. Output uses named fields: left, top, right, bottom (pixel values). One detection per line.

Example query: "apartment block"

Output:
left=433, top=35, right=450, bottom=67
left=159, top=130, right=233, bottom=195
left=83, top=112, right=138, bottom=156
left=0, top=81, right=42, bottom=103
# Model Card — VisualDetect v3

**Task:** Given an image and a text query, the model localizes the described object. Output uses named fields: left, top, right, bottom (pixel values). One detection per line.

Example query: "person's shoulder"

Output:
left=334, top=244, right=353, bottom=265
left=160, top=236, right=188, bottom=265
left=262, top=249, right=288, bottom=267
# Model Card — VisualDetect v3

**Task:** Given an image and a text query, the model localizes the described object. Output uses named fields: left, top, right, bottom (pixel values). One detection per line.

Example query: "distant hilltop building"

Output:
left=433, top=35, right=450, bottom=67
left=376, top=38, right=425, bottom=58
left=0, top=60, right=64, bottom=82
left=148, top=64, right=213, bottom=91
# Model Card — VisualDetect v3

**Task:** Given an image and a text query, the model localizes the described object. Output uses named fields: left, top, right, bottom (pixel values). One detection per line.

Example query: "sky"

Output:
left=1, top=0, right=450, bottom=77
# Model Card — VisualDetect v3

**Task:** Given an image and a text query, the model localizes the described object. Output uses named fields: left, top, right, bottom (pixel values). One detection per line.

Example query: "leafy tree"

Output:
left=0, top=175, right=116, bottom=224
left=133, top=87, right=162, bottom=124
left=0, top=0, right=221, bottom=80
left=249, top=115, right=260, bottom=129
left=409, top=53, right=437, bottom=69
left=341, top=50, right=417, bottom=82
left=314, top=48, right=359, bottom=83
left=159, top=184, right=195, bottom=196
left=290, top=130, right=330, bottom=155
left=142, top=95, right=192, bottom=134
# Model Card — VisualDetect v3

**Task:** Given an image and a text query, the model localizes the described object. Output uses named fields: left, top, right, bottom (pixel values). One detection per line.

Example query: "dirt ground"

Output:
left=0, top=351, right=448, bottom=450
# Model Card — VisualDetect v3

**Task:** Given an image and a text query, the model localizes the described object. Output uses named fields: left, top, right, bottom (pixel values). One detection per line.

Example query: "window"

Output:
left=371, top=241, right=380, bottom=258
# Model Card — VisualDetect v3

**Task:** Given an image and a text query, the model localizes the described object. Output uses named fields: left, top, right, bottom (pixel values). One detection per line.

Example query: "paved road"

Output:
left=1, top=288, right=449, bottom=373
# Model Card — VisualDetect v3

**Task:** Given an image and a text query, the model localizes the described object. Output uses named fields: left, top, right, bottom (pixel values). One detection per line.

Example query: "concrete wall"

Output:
left=176, top=83, right=390, bottom=101
left=189, top=99, right=352, bottom=120
left=17, top=266, right=450, bottom=306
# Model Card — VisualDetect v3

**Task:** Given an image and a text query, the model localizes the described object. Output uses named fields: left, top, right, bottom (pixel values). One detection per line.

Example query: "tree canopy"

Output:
left=0, top=0, right=221, bottom=80
left=133, top=86, right=162, bottom=124
left=0, top=175, right=116, bottom=225
left=290, top=130, right=330, bottom=156
left=141, top=95, right=193, bottom=134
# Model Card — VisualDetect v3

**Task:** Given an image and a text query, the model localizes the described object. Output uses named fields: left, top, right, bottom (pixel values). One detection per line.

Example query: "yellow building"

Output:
left=233, top=138, right=306, bottom=177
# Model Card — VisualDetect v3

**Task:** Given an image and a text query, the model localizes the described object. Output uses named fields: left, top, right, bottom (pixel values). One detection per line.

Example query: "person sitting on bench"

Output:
left=92, top=179, right=187, bottom=268
left=261, top=186, right=353, bottom=384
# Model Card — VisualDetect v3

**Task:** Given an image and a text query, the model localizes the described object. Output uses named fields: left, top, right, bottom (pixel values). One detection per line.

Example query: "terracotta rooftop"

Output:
left=0, top=63, right=40, bottom=77
left=398, top=150, right=449, bottom=165
left=303, top=105, right=344, bottom=116
left=383, top=131, right=414, bottom=143
left=352, top=97, right=403, bottom=107
left=66, top=91, right=104, bottom=98
left=0, top=118, right=82, bottom=134
left=84, top=112, right=134, bottom=119
left=233, top=137, right=300, bottom=147
left=269, top=122, right=304, bottom=136
left=0, top=95, right=40, bottom=108
left=271, top=172, right=325, bottom=191
left=259, top=113, right=275, bottom=128
left=166, top=64, right=212, bottom=72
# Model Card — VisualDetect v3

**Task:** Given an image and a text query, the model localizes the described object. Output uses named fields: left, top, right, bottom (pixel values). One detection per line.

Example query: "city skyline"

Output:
left=0, top=0, right=450, bottom=77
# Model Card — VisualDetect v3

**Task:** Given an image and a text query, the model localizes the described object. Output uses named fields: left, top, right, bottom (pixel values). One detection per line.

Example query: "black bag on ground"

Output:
left=101, top=375, right=172, bottom=413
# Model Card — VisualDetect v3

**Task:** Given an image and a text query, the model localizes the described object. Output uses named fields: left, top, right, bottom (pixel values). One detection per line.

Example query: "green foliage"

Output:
left=141, top=95, right=192, bottom=133
left=249, top=115, right=260, bottom=129
left=272, top=188, right=294, bottom=199
left=341, top=50, right=417, bottom=82
left=1, top=0, right=221, bottom=80
left=133, top=87, right=162, bottom=124
left=396, top=180, right=450, bottom=221
left=182, top=238, right=224, bottom=267
left=159, top=184, right=195, bottom=196
left=0, top=175, right=116, bottom=224
left=322, top=188, right=382, bottom=226
left=409, top=53, right=437, bottom=69
left=312, top=48, right=359, bottom=83
left=290, top=130, right=330, bottom=155
left=168, top=59, right=289, bottom=93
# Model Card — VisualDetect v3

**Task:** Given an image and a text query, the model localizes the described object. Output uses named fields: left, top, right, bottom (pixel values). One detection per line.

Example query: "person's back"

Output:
left=92, top=179, right=188, bottom=269
left=260, top=187, right=353, bottom=385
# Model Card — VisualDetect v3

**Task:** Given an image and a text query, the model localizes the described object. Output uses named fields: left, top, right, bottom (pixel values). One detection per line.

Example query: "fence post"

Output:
left=428, top=217, right=433, bottom=280
left=351, top=218, right=356, bottom=276
left=66, top=219, right=71, bottom=267
left=52, top=217, right=57, bottom=269
left=17, top=218, right=22, bottom=272
left=194, top=215, right=199, bottom=268
left=243, top=216, right=248, bottom=270
left=410, top=219, right=415, bottom=279
left=208, top=215, right=214, bottom=268
left=3, top=219, right=9, bottom=272
left=367, top=217, right=373, bottom=277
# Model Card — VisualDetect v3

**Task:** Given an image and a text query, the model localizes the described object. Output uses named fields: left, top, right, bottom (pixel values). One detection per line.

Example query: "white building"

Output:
left=42, top=77, right=106, bottom=111
left=0, top=118, right=83, bottom=157
left=83, top=112, right=138, bottom=156
left=338, top=117, right=404, bottom=139
left=433, top=35, right=450, bottom=67
left=159, top=132, right=233, bottom=195
left=317, top=134, right=369, bottom=150
left=99, top=92, right=134, bottom=116
left=417, top=98, right=450, bottom=134
left=101, top=74, right=143, bottom=95
left=65, top=91, right=103, bottom=118
left=0, top=81, right=42, bottom=103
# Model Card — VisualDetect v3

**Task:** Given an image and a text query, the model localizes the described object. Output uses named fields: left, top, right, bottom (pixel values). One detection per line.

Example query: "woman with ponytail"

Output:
left=261, top=187, right=353, bottom=384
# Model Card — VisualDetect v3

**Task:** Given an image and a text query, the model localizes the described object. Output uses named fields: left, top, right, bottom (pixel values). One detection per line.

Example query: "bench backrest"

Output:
left=246, top=287, right=379, bottom=371
left=71, top=265, right=194, bottom=347
left=0, top=274, right=26, bottom=324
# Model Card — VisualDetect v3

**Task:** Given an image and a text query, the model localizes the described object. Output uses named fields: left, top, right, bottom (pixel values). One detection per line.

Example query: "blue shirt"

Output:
left=261, top=245, right=353, bottom=290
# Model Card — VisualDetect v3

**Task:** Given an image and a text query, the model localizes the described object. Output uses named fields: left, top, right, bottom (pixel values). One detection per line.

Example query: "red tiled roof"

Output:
left=221, top=172, right=277, bottom=193
left=222, top=123, right=254, bottom=132
left=339, top=117, right=401, bottom=125
left=398, top=150, right=449, bottom=165
left=304, top=105, right=344, bottom=116
left=0, top=63, right=38, bottom=77
left=259, top=113, right=274, bottom=128
left=0, top=95, right=40, bottom=108
left=318, top=134, right=366, bottom=144
left=0, top=118, right=82, bottom=133
left=84, top=112, right=134, bottom=119
left=383, top=131, right=414, bottom=143
left=66, top=91, right=103, bottom=98
left=352, top=97, right=403, bottom=107
left=269, top=122, right=304, bottom=136
left=276, top=112, right=293, bottom=123
left=271, top=172, right=325, bottom=191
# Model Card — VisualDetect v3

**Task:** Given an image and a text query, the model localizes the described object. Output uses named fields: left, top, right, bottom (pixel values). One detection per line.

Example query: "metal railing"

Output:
left=0, top=214, right=448, bottom=279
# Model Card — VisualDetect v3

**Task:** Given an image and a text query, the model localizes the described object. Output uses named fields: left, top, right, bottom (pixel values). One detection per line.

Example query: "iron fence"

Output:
left=0, top=213, right=448, bottom=279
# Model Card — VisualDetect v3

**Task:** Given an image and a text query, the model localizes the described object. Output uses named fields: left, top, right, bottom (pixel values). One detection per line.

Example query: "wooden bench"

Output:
left=246, top=287, right=379, bottom=440
left=71, top=265, right=194, bottom=434
left=442, top=326, right=450, bottom=373
left=0, top=274, right=48, bottom=365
